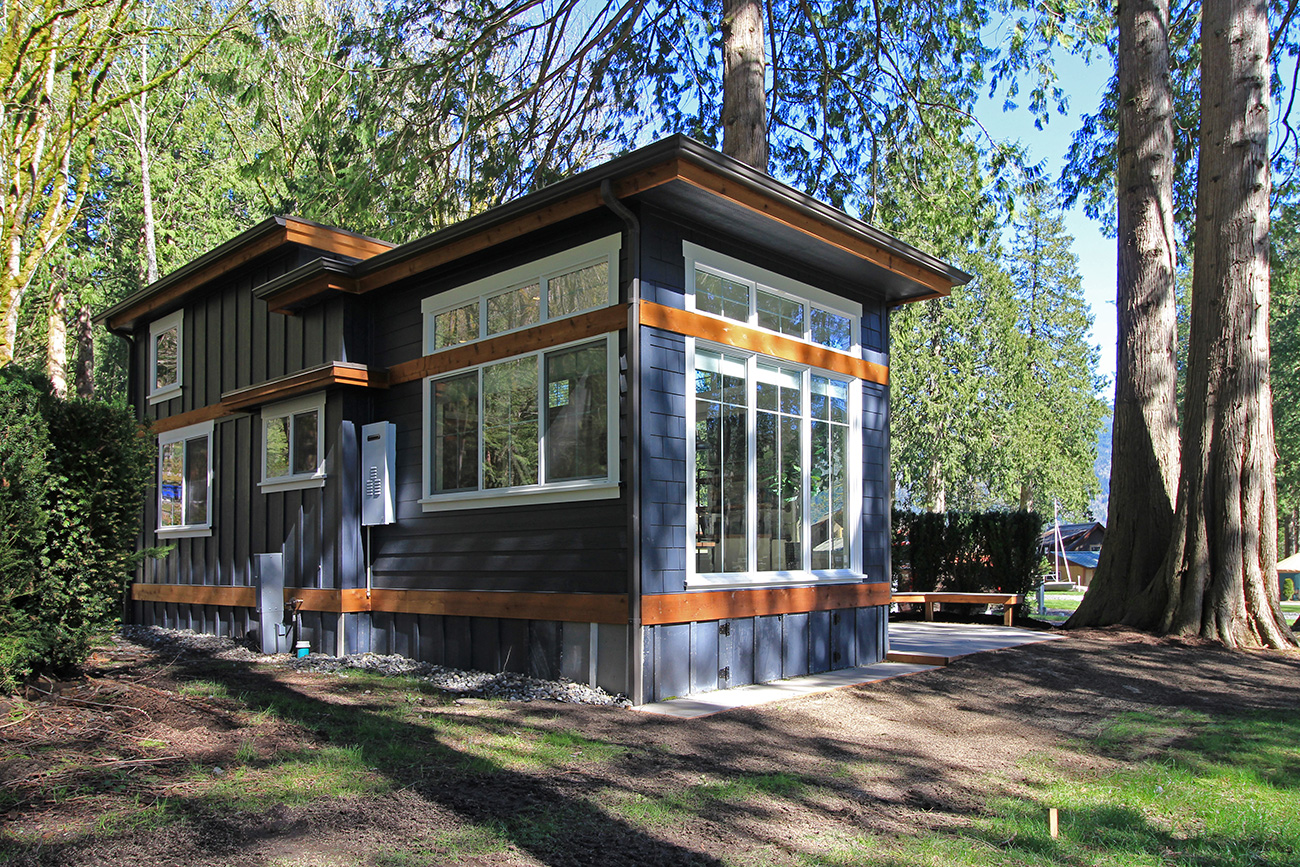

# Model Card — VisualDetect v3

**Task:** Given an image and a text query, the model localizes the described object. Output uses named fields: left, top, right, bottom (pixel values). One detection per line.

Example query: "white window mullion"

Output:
left=746, top=354, right=758, bottom=576
left=536, top=347, right=547, bottom=484
left=801, top=368, right=813, bottom=573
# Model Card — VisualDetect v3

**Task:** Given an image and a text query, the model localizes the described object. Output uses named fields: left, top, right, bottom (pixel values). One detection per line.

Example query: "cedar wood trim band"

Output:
left=132, top=582, right=889, bottom=625
left=149, top=305, right=887, bottom=431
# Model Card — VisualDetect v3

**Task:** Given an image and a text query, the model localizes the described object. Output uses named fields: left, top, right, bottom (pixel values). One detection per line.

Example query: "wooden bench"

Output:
left=891, top=592, right=1025, bottom=626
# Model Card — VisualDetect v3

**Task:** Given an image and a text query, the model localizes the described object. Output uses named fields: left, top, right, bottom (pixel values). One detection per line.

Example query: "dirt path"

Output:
left=2, top=628, right=1297, bottom=866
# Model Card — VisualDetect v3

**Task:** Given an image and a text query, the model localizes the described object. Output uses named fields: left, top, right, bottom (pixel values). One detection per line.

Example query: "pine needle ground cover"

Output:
left=1, top=629, right=1296, bottom=866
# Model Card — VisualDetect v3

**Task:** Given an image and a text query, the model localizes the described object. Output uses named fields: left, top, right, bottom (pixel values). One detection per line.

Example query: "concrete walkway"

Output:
left=633, top=621, right=1062, bottom=719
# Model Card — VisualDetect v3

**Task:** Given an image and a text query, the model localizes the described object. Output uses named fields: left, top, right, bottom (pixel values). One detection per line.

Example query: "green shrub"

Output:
left=0, top=367, right=153, bottom=689
left=1283, top=577, right=1296, bottom=601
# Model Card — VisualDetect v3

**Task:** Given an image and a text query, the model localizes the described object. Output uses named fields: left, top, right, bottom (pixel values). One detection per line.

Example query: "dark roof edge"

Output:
left=252, top=257, right=356, bottom=301
left=354, top=135, right=972, bottom=289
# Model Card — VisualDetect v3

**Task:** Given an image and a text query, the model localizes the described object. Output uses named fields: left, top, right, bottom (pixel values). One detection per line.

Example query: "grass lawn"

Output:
left=1034, top=591, right=1300, bottom=625
left=3, top=632, right=1298, bottom=866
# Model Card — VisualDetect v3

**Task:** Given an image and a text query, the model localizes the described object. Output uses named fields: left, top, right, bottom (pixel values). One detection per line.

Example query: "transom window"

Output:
left=157, top=421, right=212, bottom=537
left=422, top=235, right=619, bottom=354
left=149, top=311, right=183, bottom=404
left=421, top=336, right=618, bottom=509
left=684, top=242, right=860, bottom=353
left=689, top=342, right=860, bottom=586
left=260, top=393, right=326, bottom=492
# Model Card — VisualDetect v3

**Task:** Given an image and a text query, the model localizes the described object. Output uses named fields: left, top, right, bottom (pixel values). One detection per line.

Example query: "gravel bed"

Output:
left=120, top=625, right=630, bottom=706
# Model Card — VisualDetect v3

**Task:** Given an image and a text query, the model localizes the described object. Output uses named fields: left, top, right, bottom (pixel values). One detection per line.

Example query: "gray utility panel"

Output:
left=253, top=552, right=291, bottom=654
left=361, top=421, right=397, bottom=526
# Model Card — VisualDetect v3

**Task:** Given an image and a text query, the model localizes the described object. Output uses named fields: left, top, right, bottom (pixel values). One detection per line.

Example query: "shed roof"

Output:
left=100, top=136, right=971, bottom=330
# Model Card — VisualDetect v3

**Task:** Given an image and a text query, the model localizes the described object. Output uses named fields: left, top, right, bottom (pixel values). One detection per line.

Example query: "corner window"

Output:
left=157, top=421, right=212, bottom=537
left=684, top=242, right=860, bottom=354
left=148, top=311, right=183, bottom=404
left=422, top=336, right=618, bottom=510
left=689, top=341, right=861, bottom=587
left=260, top=393, right=326, bottom=492
left=421, top=235, right=619, bottom=354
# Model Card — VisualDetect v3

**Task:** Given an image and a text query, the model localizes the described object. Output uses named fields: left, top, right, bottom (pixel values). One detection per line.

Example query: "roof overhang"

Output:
left=97, top=216, right=393, bottom=332
left=258, top=136, right=970, bottom=314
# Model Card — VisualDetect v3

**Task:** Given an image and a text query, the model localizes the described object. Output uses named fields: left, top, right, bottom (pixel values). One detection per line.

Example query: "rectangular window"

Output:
left=684, top=243, right=862, bottom=355
left=422, top=337, right=617, bottom=509
left=260, top=393, right=326, bottom=492
left=690, top=343, right=859, bottom=584
left=422, top=235, right=620, bottom=355
left=158, top=421, right=212, bottom=537
left=149, top=310, right=183, bottom=404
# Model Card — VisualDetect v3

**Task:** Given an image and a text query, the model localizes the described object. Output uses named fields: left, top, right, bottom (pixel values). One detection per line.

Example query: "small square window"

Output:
left=260, top=393, right=326, bottom=492
left=434, top=302, right=479, bottom=349
left=149, top=311, right=183, bottom=404
left=157, top=421, right=212, bottom=537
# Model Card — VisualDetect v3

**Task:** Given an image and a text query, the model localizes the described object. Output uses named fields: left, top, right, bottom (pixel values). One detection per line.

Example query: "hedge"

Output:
left=0, top=367, right=153, bottom=690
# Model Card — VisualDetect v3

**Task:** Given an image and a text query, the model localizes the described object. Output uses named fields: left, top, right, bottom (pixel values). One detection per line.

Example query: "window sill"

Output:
left=420, top=480, right=619, bottom=512
left=157, top=526, right=212, bottom=539
left=685, top=570, right=864, bottom=590
left=148, top=386, right=182, bottom=406
left=260, top=475, right=327, bottom=493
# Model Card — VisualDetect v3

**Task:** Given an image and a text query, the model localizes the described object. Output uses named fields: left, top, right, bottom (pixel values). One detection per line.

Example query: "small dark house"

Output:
left=1040, top=521, right=1105, bottom=554
left=101, top=137, right=969, bottom=704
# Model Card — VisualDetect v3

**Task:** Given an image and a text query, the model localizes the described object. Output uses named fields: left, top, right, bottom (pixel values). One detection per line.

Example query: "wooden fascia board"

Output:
left=282, top=218, right=394, bottom=260
left=149, top=363, right=387, bottom=433
left=641, top=582, right=890, bottom=625
left=387, top=304, right=628, bottom=385
left=639, top=302, right=889, bottom=385
left=354, top=160, right=682, bottom=294
left=673, top=160, right=955, bottom=297
left=261, top=271, right=360, bottom=316
left=106, top=221, right=390, bottom=331
left=107, top=227, right=291, bottom=331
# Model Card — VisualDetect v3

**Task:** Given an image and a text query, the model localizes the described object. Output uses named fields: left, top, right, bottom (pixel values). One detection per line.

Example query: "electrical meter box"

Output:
left=361, top=421, right=397, bottom=526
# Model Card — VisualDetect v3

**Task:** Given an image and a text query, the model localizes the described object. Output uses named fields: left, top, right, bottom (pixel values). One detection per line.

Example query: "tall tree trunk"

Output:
left=74, top=302, right=94, bottom=398
left=1150, top=0, right=1295, bottom=648
left=721, top=0, right=767, bottom=172
left=136, top=38, right=159, bottom=286
left=1067, top=0, right=1180, bottom=627
left=46, top=281, right=67, bottom=397
left=1019, top=482, right=1033, bottom=512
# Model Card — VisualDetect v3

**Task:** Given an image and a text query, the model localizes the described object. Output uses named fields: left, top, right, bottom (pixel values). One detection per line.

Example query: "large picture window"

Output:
left=422, top=337, right=618, bottom=509
left=684, top=242, right=861, bottom=354
left=690, top=343, right=859, bottom=585
left=148, top=310, right=183, bottom=404
left=260, top=393, right=326, bottom=492
left=157, top=421, right=212, bottom=537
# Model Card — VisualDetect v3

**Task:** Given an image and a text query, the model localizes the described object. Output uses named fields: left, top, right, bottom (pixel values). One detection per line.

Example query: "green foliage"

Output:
left=1283, top=577, right=1296, bottom=600
left=895, top=510, right=1045, bottom=607
left=0, top=366, right=153, bottom=690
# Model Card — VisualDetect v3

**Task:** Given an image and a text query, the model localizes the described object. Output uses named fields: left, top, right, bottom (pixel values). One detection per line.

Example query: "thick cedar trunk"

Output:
left=47, top=281, right=67, bottom=396
left=74, top=303, right=93, bottom=398
left=1068, top=0, right=1181, bottom=628
left=1152, top=0, right=1295, bottom=647
left=721, top=0, right=767, bottom=172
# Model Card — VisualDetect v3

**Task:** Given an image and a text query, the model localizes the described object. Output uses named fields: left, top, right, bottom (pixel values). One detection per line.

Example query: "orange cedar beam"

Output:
left=387, top=304, right=629, bottom=386
left=639, top=302, right=889, bottom=385
left=641, top=582, right=890, bottom=625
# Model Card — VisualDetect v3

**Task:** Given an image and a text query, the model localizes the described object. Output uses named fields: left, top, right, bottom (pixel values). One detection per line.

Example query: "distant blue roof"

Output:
left=1060, top=550, right=1100, bottom=569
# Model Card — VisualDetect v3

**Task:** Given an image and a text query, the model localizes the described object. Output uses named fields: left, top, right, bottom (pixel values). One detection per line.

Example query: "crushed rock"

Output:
left=119, top=625, right=631, bottom=706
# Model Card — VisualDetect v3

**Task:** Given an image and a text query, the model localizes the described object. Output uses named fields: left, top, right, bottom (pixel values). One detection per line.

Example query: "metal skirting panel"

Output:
left=643, top=604, right=889, bottom=702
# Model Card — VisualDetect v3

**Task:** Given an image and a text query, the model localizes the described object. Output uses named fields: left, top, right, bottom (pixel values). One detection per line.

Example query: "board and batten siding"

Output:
left=132, top=244, right=364, bottom=653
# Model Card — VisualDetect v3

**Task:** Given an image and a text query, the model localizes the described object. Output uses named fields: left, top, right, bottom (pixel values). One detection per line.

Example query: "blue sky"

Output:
left=975, top=46, right=1118, bottom=398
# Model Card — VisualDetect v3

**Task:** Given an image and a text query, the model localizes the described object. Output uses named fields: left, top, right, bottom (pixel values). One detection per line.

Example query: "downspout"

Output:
left=601, top=179, right=643, bottom=706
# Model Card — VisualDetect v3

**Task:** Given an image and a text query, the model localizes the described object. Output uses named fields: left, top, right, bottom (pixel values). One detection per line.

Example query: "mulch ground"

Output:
left=1, top=627, right=1297, bottom=866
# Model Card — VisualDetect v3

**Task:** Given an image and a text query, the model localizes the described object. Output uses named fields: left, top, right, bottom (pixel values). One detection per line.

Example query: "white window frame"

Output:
left=685, top=337, right=863, bottom=589
left=683, top=242, right=862, bottom=355
left=420, top=234, right=621, bottom=354
left=156, top=420, right=213, bottom=538
left=148, top=310, right=184, bottom=405
left=419, top=335, right=620, bottom=511
left=259, top=392, right=327, bottom=492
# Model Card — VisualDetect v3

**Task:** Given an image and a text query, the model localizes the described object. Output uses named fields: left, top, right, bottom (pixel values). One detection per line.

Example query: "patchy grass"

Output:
left=610, top=771, right=811, bottom=827
left=806, top=709, right=1300, bottom=867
